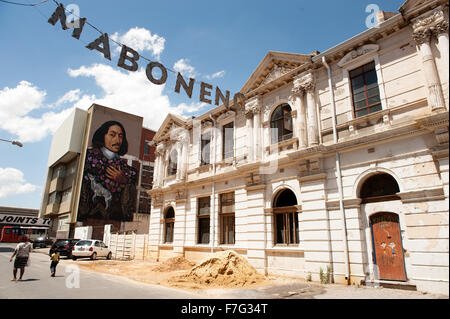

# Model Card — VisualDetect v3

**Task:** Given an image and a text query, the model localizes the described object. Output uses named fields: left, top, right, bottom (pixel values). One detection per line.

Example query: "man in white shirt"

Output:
left=10, top=237, right=33, bottom=281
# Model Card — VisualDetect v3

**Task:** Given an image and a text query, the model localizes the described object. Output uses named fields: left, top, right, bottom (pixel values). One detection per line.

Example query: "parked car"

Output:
left=49, top=239, right=80, bottom=259
left=72, top=239, right=112, bottom=260
left=32, top=236, right=53, bottom=248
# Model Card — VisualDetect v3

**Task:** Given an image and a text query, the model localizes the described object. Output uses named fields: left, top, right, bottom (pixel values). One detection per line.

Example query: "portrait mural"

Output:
left=77, top=107, right=142, bottom=223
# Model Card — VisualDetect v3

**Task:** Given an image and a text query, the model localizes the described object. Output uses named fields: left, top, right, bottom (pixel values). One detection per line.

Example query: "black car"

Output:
left=32, top=236, right=53, bottom=248
left=49, top=239, right=80, bottom=258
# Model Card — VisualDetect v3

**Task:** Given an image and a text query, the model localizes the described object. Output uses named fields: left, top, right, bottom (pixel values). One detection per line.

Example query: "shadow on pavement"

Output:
left=0, top=247, right=14, bottom=253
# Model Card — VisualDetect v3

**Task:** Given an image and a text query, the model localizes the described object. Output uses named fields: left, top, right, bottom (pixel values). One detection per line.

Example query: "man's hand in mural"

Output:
left=106, top=165, right=127, bottom=184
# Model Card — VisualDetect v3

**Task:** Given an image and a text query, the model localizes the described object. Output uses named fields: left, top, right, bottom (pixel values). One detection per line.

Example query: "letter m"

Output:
left=48, top=3, right=86, bottom=40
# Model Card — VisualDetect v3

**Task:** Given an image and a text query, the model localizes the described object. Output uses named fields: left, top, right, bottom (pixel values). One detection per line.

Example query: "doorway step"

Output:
left=362, top=280, right=417, bottom=291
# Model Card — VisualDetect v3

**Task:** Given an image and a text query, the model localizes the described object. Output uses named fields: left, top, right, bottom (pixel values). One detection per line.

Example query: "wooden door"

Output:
left=370, top=213, right=407, bottom=281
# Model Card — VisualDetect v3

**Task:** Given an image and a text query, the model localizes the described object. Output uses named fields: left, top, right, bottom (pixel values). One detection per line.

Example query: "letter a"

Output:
left=86, top=33, right=111, bottom=61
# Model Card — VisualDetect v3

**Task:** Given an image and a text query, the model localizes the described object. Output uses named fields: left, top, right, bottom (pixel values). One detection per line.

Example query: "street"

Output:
left=0, top=243, right=202, bottom=299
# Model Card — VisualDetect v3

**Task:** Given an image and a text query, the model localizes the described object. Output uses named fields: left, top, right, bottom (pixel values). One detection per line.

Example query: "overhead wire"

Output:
left=0, top=0, right=49, bottom=6
left=50, top=0, right=177, bottom=73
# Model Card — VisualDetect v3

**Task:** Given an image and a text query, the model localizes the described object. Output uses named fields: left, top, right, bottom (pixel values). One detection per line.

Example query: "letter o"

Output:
left=146, top=62, right=168, bottom=85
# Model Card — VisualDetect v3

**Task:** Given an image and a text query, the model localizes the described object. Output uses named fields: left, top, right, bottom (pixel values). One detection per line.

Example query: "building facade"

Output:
left=148, top=0, right=449, bottom=294
left=39, top=104, right=155, bottom=239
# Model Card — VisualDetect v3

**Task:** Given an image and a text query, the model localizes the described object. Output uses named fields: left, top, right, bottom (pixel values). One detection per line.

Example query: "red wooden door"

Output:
left=371, top=213, right=406, bottom=281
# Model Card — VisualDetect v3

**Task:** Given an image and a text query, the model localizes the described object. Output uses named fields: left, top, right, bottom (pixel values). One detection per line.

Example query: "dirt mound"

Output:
left=168, top=250, right=268, bottom=288
left=152, top=256, right=195, bottom=272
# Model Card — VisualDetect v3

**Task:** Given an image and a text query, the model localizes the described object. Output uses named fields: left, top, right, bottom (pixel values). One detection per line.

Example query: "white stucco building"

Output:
left=148, top=0, right=449, bottom=294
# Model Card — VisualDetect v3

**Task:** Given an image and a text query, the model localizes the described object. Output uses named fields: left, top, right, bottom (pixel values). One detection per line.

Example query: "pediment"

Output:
left=153, top=113, right=187, bottom=143
left=240, top=51, right=312, bottom=94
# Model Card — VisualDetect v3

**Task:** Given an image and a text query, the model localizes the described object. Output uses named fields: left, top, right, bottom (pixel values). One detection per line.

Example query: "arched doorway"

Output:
left=273, top=189, right=299, bottom=245
left=360, top=173, right=406, bottom=281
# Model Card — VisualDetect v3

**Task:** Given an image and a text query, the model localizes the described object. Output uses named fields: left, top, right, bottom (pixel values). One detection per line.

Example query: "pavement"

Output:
left=32, top=247, right=448, bottom=300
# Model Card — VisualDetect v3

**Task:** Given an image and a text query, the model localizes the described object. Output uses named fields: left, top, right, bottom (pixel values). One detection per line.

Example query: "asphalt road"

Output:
left=0, top=243, right=203, bottom=299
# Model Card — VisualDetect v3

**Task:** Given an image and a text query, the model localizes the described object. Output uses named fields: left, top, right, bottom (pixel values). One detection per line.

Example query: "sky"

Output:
left=0, top=0, right=406, bottom=209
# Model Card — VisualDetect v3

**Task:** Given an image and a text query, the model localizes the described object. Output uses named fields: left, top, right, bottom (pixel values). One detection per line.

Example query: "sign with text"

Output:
left=0, top=214, right=51, bottom=227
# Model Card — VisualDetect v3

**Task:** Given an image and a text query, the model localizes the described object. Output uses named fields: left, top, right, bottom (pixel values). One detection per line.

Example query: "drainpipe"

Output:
left=209, top=113, right=217, bottom=254
left=322, top=56, right=351, bottom=285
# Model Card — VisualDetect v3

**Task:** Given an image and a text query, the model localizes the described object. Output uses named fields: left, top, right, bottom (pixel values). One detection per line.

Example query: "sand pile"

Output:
left=152, top=256, right=195, bottom=272
left=169, top=250, right=268, bottom=288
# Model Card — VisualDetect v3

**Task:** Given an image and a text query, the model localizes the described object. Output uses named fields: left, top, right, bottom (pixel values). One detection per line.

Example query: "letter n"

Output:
left=174, top=73, right=195, bottom=98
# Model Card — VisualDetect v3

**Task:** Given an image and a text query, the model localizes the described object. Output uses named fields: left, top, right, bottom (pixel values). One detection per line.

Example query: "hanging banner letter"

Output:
left=146, top=62, right=168, bottom=85
left=174, top=72, right=195, bottom=98
left=118, top=45, right=140, bottom=72
left=48, top=3, right=86, bottom=40
left=86, top=33, right=111, bottom=61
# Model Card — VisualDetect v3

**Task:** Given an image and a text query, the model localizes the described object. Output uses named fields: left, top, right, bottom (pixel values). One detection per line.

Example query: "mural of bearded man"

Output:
left=77, top=121, right=138, bottom=222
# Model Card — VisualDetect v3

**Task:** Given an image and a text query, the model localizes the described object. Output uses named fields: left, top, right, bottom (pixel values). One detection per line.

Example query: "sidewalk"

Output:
left=33, top=248, right=448, bottom=299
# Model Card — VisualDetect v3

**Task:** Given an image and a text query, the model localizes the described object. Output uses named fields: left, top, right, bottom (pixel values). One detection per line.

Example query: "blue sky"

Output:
left=0, top=0, right=405, bottom=209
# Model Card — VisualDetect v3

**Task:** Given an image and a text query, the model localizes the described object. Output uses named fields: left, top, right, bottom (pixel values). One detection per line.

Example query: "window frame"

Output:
left=167, top=149, right=178, bottom=176
left=197, top=196, right=211, bottom=244
left=219, top=192, right=235, bottom=245
left=164, top=207, right=175, bottom=244
left=270, top=103, right=293, bottom=144
left=342, top=53, right=387, bottom=121
left=349, top=61, right=382, bottom=118
left=200, top=132, right=211, bottom=166
left=222, top=121, right=234, bottom=161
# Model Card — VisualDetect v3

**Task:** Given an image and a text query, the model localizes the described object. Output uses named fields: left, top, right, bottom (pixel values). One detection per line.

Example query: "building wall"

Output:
left=148, top=1, right=449, bottom=295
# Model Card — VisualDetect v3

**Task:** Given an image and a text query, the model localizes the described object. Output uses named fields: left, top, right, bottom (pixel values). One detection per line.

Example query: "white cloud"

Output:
left=52, top=89, right=81, bottom=108
left=0, top=168, right=37, bottom=198
left=173, top=58, right=198, bottom=78
left=205, top=70, right=226, bottom=80
left=0, top=81, right=75, bottom=142
left=111, top=27, right=165, bottom=60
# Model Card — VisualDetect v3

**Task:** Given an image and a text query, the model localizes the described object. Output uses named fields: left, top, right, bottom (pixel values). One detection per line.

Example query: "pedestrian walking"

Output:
left=10, top=237, right=33, bottom=281
left=50, top=250, right=60, bottom=277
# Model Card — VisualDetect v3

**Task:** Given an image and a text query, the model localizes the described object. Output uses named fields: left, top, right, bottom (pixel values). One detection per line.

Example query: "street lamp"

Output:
left=0, top=138, right=23, bottom=147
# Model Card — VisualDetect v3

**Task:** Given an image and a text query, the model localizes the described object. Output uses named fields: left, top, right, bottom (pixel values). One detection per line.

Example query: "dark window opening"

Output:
left=164, top=207, right=175, bottom=243
left=197, top=197, right=210, bottom=244
left=360, top=173, right=400, bottom=203
left=220, top=192, right=235, bottom=245
left=273, top=189, right=299, bottom=245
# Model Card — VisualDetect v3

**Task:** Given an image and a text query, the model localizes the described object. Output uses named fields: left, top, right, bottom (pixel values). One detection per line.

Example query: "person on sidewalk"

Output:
left=50, top=251, right=60, bottom=277
left=10, top=237, right=33, bottom=281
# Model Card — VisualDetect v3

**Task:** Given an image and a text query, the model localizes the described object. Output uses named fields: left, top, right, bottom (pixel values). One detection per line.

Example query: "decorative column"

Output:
left=412, top=8, right=447, bottom=112
left=155, top=142, right=165, bottom=187
left=305, top=81, right=319, bottom=146
left=245, top=113, right=254, bottom=161
left=294, top=72, right=319, bottom=147
left=291, top=85, right=307, bottom=149
left=245, top=96, right=263, bottom=161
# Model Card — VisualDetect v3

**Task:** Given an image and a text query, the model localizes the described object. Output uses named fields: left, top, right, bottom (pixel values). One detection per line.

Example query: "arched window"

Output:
left=164, top=207, right=175, bottom=243
left=273, top=189, right=299, bottom=245
left=271, top=104, right=293, bottom=144
left=360, top=173, right=400, bottom=203
left=167, top=149, right=178, bottom=176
